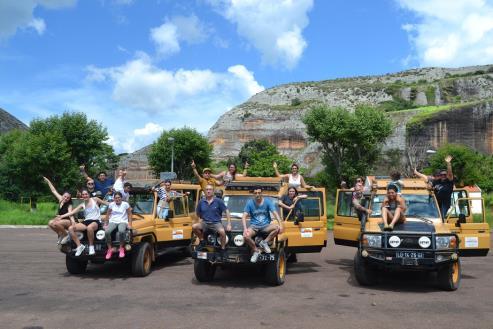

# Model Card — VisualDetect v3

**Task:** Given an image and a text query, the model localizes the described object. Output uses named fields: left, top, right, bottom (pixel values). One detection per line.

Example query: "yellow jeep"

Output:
left=191, top=177, right=327, bottom=285
left=334, top=177, right=490, bottom=290
left=61, top=180, right=202, bottom=276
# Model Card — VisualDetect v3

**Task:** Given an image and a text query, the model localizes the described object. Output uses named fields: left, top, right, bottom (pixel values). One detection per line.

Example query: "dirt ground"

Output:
left=1, top=228, right=492, bottom=329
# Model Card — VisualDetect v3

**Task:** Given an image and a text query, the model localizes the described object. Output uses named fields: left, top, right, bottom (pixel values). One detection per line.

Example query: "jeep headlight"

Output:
left=435, top=236, right=457, bottom=249
left=233, top=234, right=244, bottom=246
left=216, top=235, right=229, bottom=245
left=207, top=235, right=215, bottom=244
left=96, top=230, right=105, bottom=241
left=362, top=234, right=382, bottom=248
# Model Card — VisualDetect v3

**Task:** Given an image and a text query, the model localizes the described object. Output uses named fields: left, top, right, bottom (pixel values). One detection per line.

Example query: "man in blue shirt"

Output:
left=193, top=184, right=231, bottom=258
left=80, top=165, right=115, bottom=196
left=242, top=186, right=283, bottom=263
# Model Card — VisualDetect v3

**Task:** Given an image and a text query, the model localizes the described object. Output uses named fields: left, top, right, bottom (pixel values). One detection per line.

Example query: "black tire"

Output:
left=287, top=252, right=298, bottom=263
left=194, top=260, right=216, bottom=282
left=66, top=254, right=88, bottom=274
left=131, top=242, right=153, bottom=277
left=353, top=251, right=377, bottom=286
left=437, top=260, right=461, bottom=291
left=181, top=245, right=192, bottom=257
left=264, top=249, right=286, bottom=286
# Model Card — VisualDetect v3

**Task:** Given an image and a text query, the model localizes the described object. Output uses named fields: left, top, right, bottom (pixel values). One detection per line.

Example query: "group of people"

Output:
left=191, top=161, right=311, bottom=263
left=348, top=155, right=455, bottom=231
left=44, top=166, right=133, bottom=259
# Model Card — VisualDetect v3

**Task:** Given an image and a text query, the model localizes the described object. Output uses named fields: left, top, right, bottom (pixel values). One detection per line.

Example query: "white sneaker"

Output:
left=88, top=245, right=95, bottom=255
left=75, top=244, right=85, bottom=257
left=259, top=240, right=271, bottom=253
left=60, top=235, right=70, bottom=245
left=250, top=250, right=261, bottom=263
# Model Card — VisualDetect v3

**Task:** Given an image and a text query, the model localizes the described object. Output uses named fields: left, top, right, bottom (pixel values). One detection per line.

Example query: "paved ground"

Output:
left=1, top=228, right=492, bottom=329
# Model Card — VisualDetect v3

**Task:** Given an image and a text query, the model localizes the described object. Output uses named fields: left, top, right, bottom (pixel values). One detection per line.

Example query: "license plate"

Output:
left=258, top=254, right=275, bottom=261
left=395, top=251, right=424, bottom=259
left=197, top=252, right=207, bottom=260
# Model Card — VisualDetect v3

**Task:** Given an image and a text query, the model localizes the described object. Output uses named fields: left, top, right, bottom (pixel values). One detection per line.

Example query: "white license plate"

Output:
left=258, top=254, right=275, bottom=261
left=395, top=251, right=424, bottom=259
left=197, top=252, right=207, bottom=260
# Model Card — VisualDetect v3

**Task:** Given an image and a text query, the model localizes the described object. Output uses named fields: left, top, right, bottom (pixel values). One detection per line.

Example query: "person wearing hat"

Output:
left=191, top=160, right=223, bottom=192
left=431, top=155, right=455, bottom=219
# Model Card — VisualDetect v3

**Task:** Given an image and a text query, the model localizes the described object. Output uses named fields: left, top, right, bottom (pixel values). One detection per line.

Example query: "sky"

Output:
left=2, top=0, right=493, bottom=154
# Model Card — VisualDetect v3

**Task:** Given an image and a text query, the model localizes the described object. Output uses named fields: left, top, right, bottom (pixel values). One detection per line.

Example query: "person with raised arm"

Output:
left=211, top=162, right=249, bottom=184
left=42, top=176, right=75, bottom=244
left=191, top=160, right=222, bottom=191
left=273, top=162, right=313, bottom=189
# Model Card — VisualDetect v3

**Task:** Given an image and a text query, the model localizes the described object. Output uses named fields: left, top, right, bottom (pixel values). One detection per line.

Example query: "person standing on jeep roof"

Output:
left=193, top=184, right=232, bottom=259
left=80, top=165, right=114, bottom=196
left=242, top=186, right=284, bottom=263
left=191, top=160, right=222, bottom=191
left=432, top=155, right=455, bottom=219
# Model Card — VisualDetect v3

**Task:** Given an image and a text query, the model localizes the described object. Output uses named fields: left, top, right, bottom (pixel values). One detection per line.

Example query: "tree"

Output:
left=237, top=140, right=293, bottom=177
left=0, top=112, right=116, bottom=207
left=427, top=144, right=493, bottom=191
left=303, top=105, right=393, bottom=187
left=148, top=127, right=212, bottom=180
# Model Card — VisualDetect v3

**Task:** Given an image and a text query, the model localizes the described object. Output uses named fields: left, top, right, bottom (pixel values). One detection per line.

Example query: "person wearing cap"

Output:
left=191, top=160, right=222, bottom=192
left=431, top=155, right=455, bottom=219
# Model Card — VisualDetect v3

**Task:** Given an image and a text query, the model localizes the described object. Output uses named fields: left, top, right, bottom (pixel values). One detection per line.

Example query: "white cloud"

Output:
left=134, top=122, right=163, bottom=136
left=397, top=0, right=493, bottom=67
left=28, top=18, right=46, bottom=35
left=89, top=54, right=264, bottom=114
left=150, top=22, right=180, bottom=56
left=0, top=0, right=76, bottom=39
left=150, top=15, right=210, bottom=57
left=208, top=0, right=313, bottom=69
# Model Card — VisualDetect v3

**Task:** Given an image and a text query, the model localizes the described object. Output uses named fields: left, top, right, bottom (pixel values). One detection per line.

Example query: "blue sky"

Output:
left=2, top=0, right=493, bottom=154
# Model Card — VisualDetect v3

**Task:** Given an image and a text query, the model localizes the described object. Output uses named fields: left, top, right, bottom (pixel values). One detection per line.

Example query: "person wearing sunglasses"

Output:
left=432, top=155, right=455, bottom=219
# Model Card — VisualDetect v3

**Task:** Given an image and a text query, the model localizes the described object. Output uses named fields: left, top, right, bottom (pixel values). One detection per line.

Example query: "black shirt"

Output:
left=432, top=178, right=454, bottom=204
left=280, top=195, right=302, bottom=219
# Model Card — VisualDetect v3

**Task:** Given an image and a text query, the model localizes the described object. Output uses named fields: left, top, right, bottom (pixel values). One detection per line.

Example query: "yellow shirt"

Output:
left=199, top=177, right=218, bottom=191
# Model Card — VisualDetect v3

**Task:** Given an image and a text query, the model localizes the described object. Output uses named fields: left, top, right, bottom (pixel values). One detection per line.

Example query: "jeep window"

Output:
left=172, top=197, right=186, bottom=216
left=448, top=191, right=470, bottom=218
left=223, top=195, right=279, bottom=218
left=129, top=193, right=154, bottom=215
left=185, top=189, right=198, bottom=214
left=370, top=194, right=440, bottom=219
left=298, top=198, right=321, bottom=220
left=337, top=191, right=358, bottom=218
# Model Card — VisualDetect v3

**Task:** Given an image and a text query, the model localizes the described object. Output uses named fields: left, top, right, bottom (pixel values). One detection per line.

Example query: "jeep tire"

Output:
left=264, top=249, right=286, bottom=286
left=354, top=250, right=377, bottom=286
left=194, top=260, right=216, bottom=282
left=437, top=259, right=461, bottom=291
left=131, top=241, right=153, bottom=277
left=66, top=254, right=88, bottom=274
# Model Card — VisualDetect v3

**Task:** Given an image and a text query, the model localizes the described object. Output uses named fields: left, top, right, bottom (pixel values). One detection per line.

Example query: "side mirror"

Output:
left=455, top=213, right=466, bottom=227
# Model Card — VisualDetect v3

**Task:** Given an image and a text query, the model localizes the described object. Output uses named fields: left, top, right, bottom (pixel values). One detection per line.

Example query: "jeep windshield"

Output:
left=369, top=194, right=440, bottom=220
left=128, top=192, right=155, bottom=215
left=223, top=195, right=279, bottom=219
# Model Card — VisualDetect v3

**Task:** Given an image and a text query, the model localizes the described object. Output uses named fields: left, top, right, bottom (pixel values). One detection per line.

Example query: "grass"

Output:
left=0, top=200, right=57, bottom=225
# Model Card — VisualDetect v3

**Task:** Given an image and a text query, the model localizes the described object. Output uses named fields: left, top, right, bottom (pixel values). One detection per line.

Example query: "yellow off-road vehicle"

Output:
left=61, top=180, right=201, bottom=276
left=191, top=177, right=327, bottom=285
left=334, top=177, right=490, bottom=290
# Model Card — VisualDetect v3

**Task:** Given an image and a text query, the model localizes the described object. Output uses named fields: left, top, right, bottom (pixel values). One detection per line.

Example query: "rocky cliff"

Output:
left=0, top=108, right=28, bottom=133
left=208, top=65, right=493, bottom=174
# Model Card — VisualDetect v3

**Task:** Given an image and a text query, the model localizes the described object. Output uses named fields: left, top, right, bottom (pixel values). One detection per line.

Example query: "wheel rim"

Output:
left=143, top=247, right=151, bottom=273
left=452, top=262, right=459, bottom=284
left=279, top=253, right=286, bottom=280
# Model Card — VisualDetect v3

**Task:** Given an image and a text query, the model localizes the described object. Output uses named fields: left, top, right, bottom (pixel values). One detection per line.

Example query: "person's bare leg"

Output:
left=264, top=224, right=280, bottom=243
left=218, top=228, right=226, bottom=249
left=388, top=208, right=402, bottom=229
left=69, top=223, right=87, bottom=247
left=192, top=223, right=204, bottom=241
left=243, top=228, right=257, bottom=252
left=86, top=222, right=97, bottom=246
left=381, top=208, right=389, bottom=227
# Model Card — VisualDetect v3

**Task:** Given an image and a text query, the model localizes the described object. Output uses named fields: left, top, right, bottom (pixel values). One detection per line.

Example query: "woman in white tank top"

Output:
left=273, top=162, right=313, bottom=189
left=58, top=189, right=109, bottom=256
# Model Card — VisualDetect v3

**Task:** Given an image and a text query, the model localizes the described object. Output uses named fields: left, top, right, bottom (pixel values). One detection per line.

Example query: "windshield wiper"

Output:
left=410, top=215, right=434, bottom=225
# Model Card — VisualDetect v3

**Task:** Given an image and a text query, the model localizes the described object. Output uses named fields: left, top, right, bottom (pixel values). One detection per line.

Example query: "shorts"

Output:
left=199, top=221, right=224, bottom=233
left=83, top=220, right=100, bottom=227
left=250, top=224, right=271, bottom=235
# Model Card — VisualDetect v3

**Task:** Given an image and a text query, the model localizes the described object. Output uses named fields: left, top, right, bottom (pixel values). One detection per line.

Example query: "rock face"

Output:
left=0, top=108, right=28, bottom=133
left=119, top=145, right=154, bottom=180
left=208, top=64, right=493, bottom=174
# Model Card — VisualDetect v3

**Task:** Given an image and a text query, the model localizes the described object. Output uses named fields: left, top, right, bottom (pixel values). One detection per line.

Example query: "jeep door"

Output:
left=333, top=189, right=360, bottom=247
left=282, top=189, right=327, bottom=250
left=446, top=190, right=490, bottom=256
left=168, top=191, right=193, bottom=242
